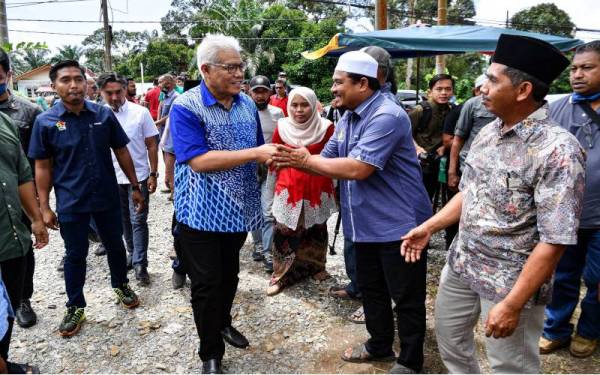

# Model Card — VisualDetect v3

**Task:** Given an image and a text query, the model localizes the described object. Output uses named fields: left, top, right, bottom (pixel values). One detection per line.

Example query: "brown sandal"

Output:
left=341, top=343, right=395, bottom=363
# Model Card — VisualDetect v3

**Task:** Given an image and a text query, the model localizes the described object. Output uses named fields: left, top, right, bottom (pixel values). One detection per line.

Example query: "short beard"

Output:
left=256, top=102, right=268, bottom=110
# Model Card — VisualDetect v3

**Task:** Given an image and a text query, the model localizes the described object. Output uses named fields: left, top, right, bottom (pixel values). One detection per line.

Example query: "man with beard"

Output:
left=247, top=75, right=284, bottom=271
left=126, top=78, right=138, bottom=103
left=98, top=72, right=159, bottom=286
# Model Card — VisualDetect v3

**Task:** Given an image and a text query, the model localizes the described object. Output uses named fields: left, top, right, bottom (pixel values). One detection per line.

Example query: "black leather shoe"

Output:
left=172, top=271, right=185, bottom=289
left=134, top=265, right=150, bottom=285
left=201, top=359, right=222, bottom=374
left=16, top=300, right=37, bottom=328
left=94, top=243, right=106, bottom=256
left=221, top=326, right=249, bottom=348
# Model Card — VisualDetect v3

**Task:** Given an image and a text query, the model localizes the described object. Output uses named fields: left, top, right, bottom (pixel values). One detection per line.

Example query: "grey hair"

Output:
left=503, top=66, right=549, bottom=103
left=158, top=74, right=175, bottom=83
left=196, top=34, right=242, bottom=70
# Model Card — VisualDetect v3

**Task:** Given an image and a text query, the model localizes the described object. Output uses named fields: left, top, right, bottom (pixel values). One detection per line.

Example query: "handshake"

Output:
left=254, top=144, right=311, bottom=170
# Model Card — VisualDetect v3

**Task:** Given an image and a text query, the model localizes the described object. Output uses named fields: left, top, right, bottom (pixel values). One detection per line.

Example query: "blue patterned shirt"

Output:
left=170, top=81, right=264, bottom=233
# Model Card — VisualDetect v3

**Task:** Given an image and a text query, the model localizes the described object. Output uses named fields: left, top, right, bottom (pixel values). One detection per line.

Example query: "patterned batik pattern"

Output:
left=173, top=86, right=262, bottom=232
left=449, top=104, right=586, bottom=307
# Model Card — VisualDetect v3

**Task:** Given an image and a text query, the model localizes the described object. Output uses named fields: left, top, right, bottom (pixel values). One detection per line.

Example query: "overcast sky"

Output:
left=6, top=0, right=600, bottom=53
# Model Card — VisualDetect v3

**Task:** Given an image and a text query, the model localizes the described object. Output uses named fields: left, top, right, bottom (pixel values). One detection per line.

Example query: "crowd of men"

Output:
left=0, top=31, right=598, bottom=375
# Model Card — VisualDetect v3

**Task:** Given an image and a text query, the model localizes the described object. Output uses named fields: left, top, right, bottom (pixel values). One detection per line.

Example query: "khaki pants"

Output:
left=435, top=265, right=545, bottom=374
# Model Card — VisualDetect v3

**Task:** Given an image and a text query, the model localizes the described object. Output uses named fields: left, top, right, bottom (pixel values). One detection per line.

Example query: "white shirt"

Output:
left=109, top=100, right=159, bottom=184
left=259, top=104, right=285, bottom=143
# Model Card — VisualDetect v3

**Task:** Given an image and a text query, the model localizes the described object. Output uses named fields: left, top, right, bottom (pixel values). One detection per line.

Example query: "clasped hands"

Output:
left=255, top=144, right=310, bottom=169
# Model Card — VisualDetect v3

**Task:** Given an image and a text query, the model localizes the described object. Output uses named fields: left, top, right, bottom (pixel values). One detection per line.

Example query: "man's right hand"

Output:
left=31, top=219, right=49, bottom=249
left=254, top=144, right=279, bottom=164
left=400, top=225, right=432, bottom=263
left=415, top=145, right=426, bottom=155
left=448, top=171, right=460, bottom=192
left=41, top=207, right=59, bottom=230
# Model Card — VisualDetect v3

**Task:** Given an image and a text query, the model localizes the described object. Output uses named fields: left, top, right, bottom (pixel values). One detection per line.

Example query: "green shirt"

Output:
left=409, top=99, right=452, bottom=153
left=0, top=112, right=33, bottom=261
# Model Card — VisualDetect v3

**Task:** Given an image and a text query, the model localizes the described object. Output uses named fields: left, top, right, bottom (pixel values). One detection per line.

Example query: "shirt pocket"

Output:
left=91, top=121, right=110, bottom=145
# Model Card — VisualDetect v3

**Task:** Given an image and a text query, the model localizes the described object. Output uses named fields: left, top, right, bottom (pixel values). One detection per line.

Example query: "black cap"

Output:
left=491, top=34, right=570, bottom=85
left=249, top=75, right=271, bottom=90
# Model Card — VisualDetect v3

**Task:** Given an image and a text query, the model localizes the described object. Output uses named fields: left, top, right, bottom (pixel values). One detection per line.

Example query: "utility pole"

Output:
left=0, top=0, right=8, bottom=45
left=374, top=0, right=387, bottom=30
left=435, top=0, right=447, bottom=74
left=405, top=0, right=416, bottom=89
left=101, top=0, right=112, bottom=71
left=505, top=10, right=509, bottom=28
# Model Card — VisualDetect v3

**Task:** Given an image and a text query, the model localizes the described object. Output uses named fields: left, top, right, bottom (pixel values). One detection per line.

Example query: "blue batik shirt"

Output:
left=170, top=81, right=264, bottom=233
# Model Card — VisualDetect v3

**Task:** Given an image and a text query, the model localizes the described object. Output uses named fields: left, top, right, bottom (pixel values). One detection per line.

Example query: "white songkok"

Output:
left=335, top=51, right=378, bottom=79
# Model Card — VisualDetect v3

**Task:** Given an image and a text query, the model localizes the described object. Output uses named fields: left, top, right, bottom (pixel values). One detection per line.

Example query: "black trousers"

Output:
left=20, top=214, right=34, bottom=301
left=178, top=224, right=247, bottom=361
left=355, top=241, right=427, bottom=372
left=0, top=255, right=27, bottom=360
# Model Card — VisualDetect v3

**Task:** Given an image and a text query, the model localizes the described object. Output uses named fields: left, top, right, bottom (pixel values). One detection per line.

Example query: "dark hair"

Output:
left=153, top=78, right=159, bottom=86
left=387, top=68, right=397, bottom=95
left=428, top=74, right=455, bottom=89
left=96, top=72, right=127, bottom=90
left=49, top=60, right=86, bottom=82
left=275, top=79, right=286, bottom=86
left=0, top=48, right=10, bottom=74
left=126, top=77, right=135, bottom=83
left=347, top=73, right=381, bottom=91
left=575, top=40, right=600, bottom=57
left=503, top=66, right=549, bottom=102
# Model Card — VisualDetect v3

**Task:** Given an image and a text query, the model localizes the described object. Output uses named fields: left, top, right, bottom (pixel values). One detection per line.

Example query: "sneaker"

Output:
left=15, top=300, right=37, bottom=328
left=57, top=256, right=65, bottom=272
left=570, top=333, right=598, bottom=358
left=172, top=271, right=185, bottom=290
left=113, top=284, right=140, bottom=309
left=94, top=243, right=106, bottom=256
left=539, top=335, right=570, bottom=354
left=59, top=306, right=86, bottom=337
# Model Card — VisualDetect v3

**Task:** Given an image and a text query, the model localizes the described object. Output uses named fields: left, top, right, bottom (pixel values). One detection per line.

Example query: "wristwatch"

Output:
left=150, top=172, right=159, bottom=178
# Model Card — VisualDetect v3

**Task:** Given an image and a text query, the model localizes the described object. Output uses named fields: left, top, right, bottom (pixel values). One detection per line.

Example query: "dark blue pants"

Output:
left=343, top=238, right=361, bottom=298
left=544, top=229, right=600, bottom=341
left=119, top=181, right=150, bottom=268
left=171, top=214, right=186, bottom=275
left=59, top=209, right=129, bottom=308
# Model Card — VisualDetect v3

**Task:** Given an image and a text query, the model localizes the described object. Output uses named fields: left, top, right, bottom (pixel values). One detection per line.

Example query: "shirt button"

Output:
left=7, top=204, right=11, bottom=208
left=2, top=182, right=5, bottom=186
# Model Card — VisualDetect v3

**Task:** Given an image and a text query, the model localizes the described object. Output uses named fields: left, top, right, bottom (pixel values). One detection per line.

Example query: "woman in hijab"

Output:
left=266, top=87, right=337, bottom=296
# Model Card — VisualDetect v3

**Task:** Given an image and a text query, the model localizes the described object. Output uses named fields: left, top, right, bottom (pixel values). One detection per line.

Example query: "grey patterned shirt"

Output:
left=448, top=103, right=586, bottom=306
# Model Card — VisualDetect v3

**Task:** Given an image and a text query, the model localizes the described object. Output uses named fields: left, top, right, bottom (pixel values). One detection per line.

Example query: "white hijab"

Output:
left=277, top=87, right=331, bottom=147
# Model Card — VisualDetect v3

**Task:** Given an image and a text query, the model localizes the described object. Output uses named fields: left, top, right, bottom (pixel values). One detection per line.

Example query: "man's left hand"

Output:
left=132, top=189, right=146, bottom=213
left=272, top=145, right=310, bottom=169
left=436, top=145, right=445, bottom=156
left=148, top=176, right=157, bottom=194
left=31, top=219, right=49, bottom=249
left=484, top=300, right=521, bottom=338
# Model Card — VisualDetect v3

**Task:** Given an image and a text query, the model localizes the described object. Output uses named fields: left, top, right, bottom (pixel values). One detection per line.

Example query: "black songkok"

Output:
left=491, top=34, right=570, bottom=85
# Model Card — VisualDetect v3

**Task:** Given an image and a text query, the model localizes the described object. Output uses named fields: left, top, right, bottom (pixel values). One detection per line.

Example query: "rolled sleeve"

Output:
left=27, top=119, right=50, bottom=160
left=108, top=112, right=130, bottom=149
left=170, top=104, right=209, bottom=163
left=347, top=113, right=403, bottom=170
left=535, top=141, right=586, bottom=245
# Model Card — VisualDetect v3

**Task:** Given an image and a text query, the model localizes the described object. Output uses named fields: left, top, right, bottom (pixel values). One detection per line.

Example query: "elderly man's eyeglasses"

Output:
left=208, top=62, right=247, bottom=74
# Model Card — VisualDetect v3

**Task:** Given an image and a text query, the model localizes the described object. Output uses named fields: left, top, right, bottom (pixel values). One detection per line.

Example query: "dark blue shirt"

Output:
left=321, top=91, right=431, bottom=242
left=28, top=100, right=129, bottom=214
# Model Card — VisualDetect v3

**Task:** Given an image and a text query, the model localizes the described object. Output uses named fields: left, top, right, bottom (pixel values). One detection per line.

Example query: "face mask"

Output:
left=0, top=83, right=7, bottom=96
left=161, top=88, right=169, bottom=94
left=256, top=102, right=268, bottom=110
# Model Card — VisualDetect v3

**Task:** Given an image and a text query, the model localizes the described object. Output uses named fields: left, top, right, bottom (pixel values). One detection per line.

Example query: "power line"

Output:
left=6, top=0, right=93, bottom=8
left=9, top=28, right=88, bottom=36
left=7, top=17, right=327, bottom=23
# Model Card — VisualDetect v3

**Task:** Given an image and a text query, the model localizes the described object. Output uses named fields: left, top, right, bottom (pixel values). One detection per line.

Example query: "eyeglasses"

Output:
left=208, top=62, right=247, bottom=74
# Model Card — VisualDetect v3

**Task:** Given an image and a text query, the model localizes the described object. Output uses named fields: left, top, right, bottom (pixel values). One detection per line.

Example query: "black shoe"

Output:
left=172, top=271, right=185, bottom=289
left=94, top=243, right=106, bottom=256
left=134, top=265, right=150, bottom=286
left=16, top=300, right=37, bottom=328
left=57, top=256, right=65, bottom=272
left=126, top=254, right=133, bottom=270
left=201, top=359, right=222, bottom=374
left=221, top=326, right=249, bottom=348
left=262, top=253, right=273, bottom=273
left=252, top=251, right=264, bottom=262
left=88, top=232, right=101, bottom=244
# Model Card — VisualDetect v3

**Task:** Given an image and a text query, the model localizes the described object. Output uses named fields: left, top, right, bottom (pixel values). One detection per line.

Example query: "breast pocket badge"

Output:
left=55, top=121, right=67, bottom=131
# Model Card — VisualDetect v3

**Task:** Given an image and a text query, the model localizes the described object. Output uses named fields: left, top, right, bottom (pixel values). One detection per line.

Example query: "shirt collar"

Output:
left=0, top=92, right=16, bottom=109
left=352, top=91, right=381, bottom=119
left=106, top=99, right=128, bottom=114
left=381, top=82, right=392, bottom=94
left=200, top=80, right=241, bottom=108
left=496, top=102, right=550, bottom=142
left=56, top=99, right=97, bottom=116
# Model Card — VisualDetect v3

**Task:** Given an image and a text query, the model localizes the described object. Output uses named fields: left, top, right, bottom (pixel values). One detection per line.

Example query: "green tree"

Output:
left=51, top=45, right=84, bottom=63
left=510, top=3, right=575, bottom=38
left=117, top=40, right=194, bottom=80
left=13, top=48, right=50, bottom=72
